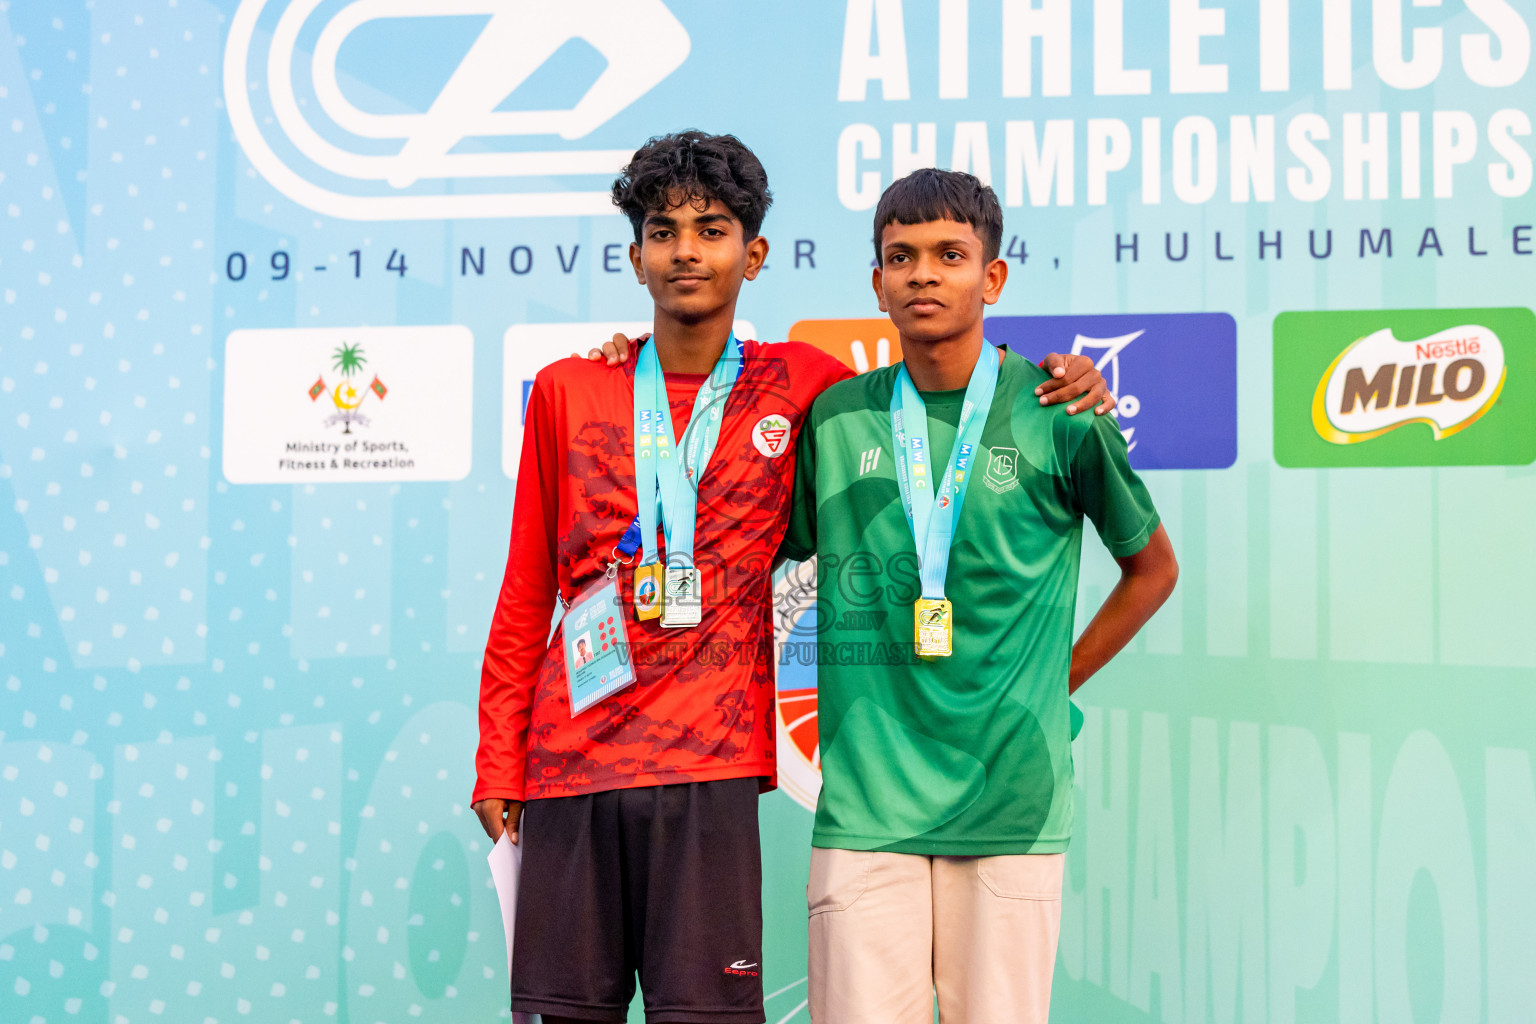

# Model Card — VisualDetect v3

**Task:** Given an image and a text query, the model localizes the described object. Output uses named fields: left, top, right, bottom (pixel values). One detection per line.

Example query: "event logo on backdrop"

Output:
left=986, top=313, right=1238, bottom=470
left=223, top=0, right=690, bottom=219
left=1274, top=308, right=1536, bottom=467
left=224, top=326, right=474, bottom=482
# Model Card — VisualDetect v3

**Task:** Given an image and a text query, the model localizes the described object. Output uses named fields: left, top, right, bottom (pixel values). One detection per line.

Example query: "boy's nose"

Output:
left=673, top=236, right=702, bottom=261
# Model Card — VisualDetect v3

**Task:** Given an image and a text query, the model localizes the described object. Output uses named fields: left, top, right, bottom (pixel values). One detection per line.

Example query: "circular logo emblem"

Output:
left=636, top=576, right=659, bottom=609
left=752, top=414, right=793, bottom=458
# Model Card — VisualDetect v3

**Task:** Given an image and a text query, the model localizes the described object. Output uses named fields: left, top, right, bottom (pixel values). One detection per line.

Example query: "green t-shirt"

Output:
left=781, top=348, right=1159, bottom=855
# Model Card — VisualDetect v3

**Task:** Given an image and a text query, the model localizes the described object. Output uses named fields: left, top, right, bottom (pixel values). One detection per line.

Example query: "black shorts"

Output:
left=511, top=777, right=765, bottom=1024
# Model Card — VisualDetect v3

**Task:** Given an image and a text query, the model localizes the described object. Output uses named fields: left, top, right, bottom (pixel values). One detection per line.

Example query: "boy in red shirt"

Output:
left=470, top=132, right=1109, bottom=1024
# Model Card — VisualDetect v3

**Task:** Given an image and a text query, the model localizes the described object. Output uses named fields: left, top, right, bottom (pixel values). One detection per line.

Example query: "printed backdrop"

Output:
left=2, top=2, right=1535, bottom=1022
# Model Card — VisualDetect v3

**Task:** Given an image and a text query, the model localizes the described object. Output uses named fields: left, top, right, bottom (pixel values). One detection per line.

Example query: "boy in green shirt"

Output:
left=780, top=169, right=1179, bottom=1024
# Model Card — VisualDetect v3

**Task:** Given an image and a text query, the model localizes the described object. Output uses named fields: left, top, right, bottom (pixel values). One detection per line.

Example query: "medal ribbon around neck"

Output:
left=890, top=342, right=1000, bottom=602
left=628, top=333, right=744, bottom=571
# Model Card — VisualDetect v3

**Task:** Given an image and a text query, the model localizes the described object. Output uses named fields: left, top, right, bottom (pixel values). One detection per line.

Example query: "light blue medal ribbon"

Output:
left=633, top=334, right=744, bottom=574
left=890, top=343, right=1000, bottom=602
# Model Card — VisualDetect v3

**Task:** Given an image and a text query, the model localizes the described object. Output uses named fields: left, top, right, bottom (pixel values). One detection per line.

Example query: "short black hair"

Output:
left=611, top=130, right=773, bottom=243
left=872, top=168, right=1003, bottom=264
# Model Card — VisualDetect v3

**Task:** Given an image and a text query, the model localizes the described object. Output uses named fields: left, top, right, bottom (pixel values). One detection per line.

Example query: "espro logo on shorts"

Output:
left=223, top=1, right=691, bottom=220
left=1274, top=309, right=1536, bottom=468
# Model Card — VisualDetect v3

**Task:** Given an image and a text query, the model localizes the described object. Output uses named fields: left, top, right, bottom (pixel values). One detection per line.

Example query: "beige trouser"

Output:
left=807, top=848, right=1065, bottom=1024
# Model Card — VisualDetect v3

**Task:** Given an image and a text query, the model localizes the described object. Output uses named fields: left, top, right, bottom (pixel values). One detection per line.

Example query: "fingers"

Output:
left=1035, top=376, right=1068, bottom=399
left=1093, top=386, right=1118, bottom=416
left=580, top=334, right=632, bottom=366
left=599, top=333, right=623, bottom=368
left=472, top=800, right=506, bottom=842
left=504, top=800, right=523, bottom=845
left=1068, top=383, right=1117, bottom=416
left=1035, top=354, right=1078, bottom=399
left=1040, top=374, right=1095, bottom=407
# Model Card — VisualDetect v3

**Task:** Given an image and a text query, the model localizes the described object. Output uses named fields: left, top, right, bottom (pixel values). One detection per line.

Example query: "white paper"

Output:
left=488, top=830, right=538, bottom=1024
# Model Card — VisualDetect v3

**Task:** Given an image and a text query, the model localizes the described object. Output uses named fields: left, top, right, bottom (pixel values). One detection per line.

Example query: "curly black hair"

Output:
left=611, top=130, right=773, bottom=243
left=873, top=168, right=1003, bottom=264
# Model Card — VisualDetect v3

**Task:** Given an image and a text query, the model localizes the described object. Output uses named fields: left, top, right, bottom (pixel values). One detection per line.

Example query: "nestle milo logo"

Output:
left=1313, top=326, right=1505, bottom=444
left=1274, top=308, right=1536, bottom=469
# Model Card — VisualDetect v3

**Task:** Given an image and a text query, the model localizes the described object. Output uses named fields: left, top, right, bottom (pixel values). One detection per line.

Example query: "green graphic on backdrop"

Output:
left=1274, top=308, right=1536, bottom=468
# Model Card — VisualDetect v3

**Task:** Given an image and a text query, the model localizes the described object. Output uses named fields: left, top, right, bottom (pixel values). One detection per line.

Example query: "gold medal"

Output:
left=632, top=562, right=664, bottom=622
left=914, top=598, right=953, bottom=658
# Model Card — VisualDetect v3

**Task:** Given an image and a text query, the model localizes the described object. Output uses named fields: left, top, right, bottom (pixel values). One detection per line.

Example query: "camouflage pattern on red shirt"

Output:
left=474, top=339, right=852, bottom=803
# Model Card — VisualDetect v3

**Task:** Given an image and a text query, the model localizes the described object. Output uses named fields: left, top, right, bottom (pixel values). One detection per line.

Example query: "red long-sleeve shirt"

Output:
left=473, top=339, right=852, bottom=803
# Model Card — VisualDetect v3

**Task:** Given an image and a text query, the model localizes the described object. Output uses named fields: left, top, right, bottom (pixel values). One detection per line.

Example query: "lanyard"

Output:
left=890, top=343, right=1000, bottom=601
left=626, top=334, right=744, bottom=569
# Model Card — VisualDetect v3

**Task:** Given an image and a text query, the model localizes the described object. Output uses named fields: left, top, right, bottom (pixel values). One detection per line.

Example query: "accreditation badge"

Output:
left=562, top=576, right=637, bottom=716
left=661, top=564, right=703, bottom=629
left=632, top=562, right=664, bottom=622
left=914, top=598, right=953, bottom=658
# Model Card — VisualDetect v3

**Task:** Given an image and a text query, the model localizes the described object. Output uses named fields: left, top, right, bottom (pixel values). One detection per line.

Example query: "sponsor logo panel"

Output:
left=1274, top=308, right=1536, bottom=468
left=986, top=313, right=1239, bottom=471
left=788, top=318, right=902, bottom=374
left=223, top=325, right=474, bottom=483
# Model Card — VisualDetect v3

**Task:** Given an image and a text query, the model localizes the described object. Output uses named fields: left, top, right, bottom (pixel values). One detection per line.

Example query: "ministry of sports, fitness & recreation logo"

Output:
left=308, top=342, right=388, bottom=434
left=1274, top=308, right=1536, bottom=468
left=223, top=0, right=691, bottom=220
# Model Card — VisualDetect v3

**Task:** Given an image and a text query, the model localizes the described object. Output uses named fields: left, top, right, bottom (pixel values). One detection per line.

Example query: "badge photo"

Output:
left=563, top=577, right=638, bottom=715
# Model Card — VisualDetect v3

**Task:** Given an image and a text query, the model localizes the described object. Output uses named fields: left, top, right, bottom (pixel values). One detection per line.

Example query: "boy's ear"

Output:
left=628, top=241, right=645, bottom=284
left=742, top=235, right=770, bottom=281
left=982, top=256, right=1008, bottom=306
left=871, top=266, right=888, bottom=313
